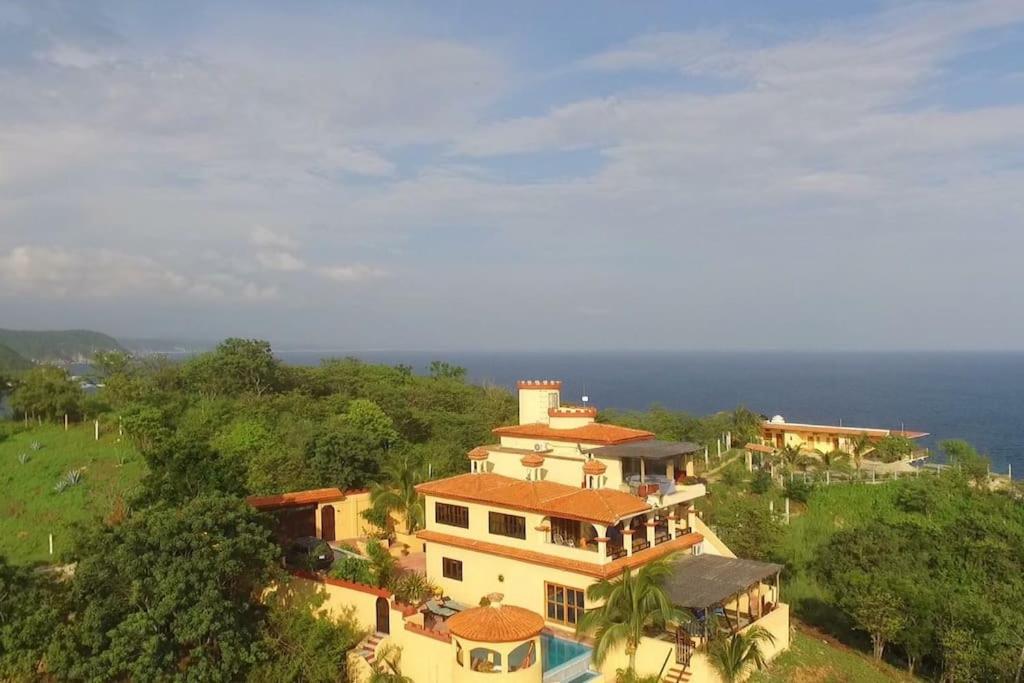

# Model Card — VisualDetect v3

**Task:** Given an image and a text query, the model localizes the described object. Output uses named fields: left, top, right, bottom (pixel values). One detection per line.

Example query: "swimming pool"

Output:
left=542, top=633, right=593, bottom=682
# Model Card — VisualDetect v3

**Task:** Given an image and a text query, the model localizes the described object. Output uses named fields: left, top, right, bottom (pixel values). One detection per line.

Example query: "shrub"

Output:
left=392, top=572, right=436, bottom=606
left=783, top=476, right=814, bottom=503
left=748, top=469, right=773, bottom=494
left=329, top=557, right=374, bottom=585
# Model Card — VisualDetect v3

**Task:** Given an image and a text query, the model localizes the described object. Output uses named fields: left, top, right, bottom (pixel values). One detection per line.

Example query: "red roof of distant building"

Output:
left=246, top=487, right=348, bottom=510
left=493, top=422, right=654, bottom=446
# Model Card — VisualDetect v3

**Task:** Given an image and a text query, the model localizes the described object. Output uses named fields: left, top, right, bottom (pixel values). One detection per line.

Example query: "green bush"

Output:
left=783, top=476, right=814, bottom=503
left=392, top=571, right=436, bottom=605
left=748, top=469, right=773, bottom=494
left=329, top=557, right=374, bottom=585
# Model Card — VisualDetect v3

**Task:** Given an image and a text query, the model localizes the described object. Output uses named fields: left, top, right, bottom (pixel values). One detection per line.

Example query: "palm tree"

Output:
left=817, top=449, right=852, bottom=475
left=850, top=433, right=872, bottom=472
left=368, top=456, right=425, bottom=534
left=706, top=626, right=777, bottom=683
left=777, top=444, right=812, bottom=473
left=369, top=643, right=413, bottom=683
left=576, top=555, right=689, bottom=673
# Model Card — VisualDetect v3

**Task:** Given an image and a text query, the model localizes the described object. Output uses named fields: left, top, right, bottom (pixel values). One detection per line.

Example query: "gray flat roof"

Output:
left=665, top=554, right=782, bottom=609
left=584, top=440, right=702, bottom=461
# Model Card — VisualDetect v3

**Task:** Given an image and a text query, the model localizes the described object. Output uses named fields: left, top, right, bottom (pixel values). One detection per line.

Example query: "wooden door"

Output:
left=320, top=505, right=335, bottom=542
left=376, top=597, right=390, bottom=634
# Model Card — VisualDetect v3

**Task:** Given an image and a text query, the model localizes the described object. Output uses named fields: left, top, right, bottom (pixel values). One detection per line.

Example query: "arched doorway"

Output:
left=375, top=597, right=390, bottom=634
left=320, top=505, right=335, bottom=542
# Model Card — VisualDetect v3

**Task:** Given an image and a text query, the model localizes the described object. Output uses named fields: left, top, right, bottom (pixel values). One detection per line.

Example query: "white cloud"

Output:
left=249, top=227, right=298, bottom=250
left=317, top=265, right=387, bottom=283
left=255, top=251, right=306, bottom=272
left=0, top=245, right=278, bottom=303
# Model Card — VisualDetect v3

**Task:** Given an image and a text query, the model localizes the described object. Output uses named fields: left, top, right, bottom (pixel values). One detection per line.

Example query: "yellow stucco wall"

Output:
left=425, top=541, right=596, bottom=631
left=311, top=491, right=375, bottom=542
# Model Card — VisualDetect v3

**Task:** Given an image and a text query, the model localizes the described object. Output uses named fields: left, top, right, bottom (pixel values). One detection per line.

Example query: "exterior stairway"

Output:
left=356, top=631, right=386, bottom=666
left=663, top=665, right=692, bottom=682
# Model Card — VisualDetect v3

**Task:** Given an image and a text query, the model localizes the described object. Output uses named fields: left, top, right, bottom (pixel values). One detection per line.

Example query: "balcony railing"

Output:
left=632, top=538, right=650, bottom=553
left=607, top=544, right=627, bottom=560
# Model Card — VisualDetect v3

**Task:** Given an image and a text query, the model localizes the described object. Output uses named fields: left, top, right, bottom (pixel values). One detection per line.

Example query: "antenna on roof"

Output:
left=581, top=382, right=588, bottom=404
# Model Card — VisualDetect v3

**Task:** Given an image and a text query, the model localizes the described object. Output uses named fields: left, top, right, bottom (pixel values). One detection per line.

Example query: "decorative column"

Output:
left=622, top=528, right=634, bottom=557
left=646, top=518, right=657, bottom=547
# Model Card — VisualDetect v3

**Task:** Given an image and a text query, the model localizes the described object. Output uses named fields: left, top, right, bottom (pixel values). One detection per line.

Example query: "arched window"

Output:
left=469, top=647, right=503, bottom=673
left=508, top=641, right=537, bottom=671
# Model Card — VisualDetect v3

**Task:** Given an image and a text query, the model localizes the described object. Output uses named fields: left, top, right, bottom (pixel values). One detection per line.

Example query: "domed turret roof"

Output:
left=448, top=597, right=545, bottom=643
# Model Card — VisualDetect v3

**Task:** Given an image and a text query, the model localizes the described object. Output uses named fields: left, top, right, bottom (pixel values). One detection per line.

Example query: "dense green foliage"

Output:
left=10, top=365, right=84, bottom=421
left=110, top=339, right=518, bottom=496
left=814, top=474, right=1024, bottom=680
left=599, top=405, right=762, bottom=448
left=0, top=558, right=61, bottom=679
left=47, top=496, right=280, bottom=681
left=0, top=328, right=123, bottom=361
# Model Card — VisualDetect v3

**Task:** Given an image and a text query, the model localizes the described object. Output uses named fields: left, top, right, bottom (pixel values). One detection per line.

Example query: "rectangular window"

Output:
left=442, top=557, right=463, bottom=581
left=435, top=502, right=469, bottom=529
left=488, top=511, right=526, bottom=539
left=546, top=582, right=585, bottom=625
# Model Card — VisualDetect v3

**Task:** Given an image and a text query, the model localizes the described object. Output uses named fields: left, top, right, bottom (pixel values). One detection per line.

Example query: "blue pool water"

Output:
left=542, top=633, right=590, bottom=669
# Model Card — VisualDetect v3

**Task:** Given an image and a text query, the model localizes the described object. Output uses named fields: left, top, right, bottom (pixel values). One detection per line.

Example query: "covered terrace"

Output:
left=585, top=440, right=702, bottom=497
left=663, top=554, right=783, bottom=639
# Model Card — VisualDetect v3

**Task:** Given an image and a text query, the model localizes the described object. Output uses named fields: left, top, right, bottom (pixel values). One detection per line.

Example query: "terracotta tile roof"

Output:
left=447, top=603, right=545, bottom=643
left=521, top=453, right=545, bottom=467
left=493, top=422, right=654, bottom=446
left=467, top=447, right=490, bottom=461
left=745, top=443, right=775, bottom=454
left=418, top=529, right=704, bottom=579
left=246, top=487, right=347, bottom=510
left=761, top=422, right=928, bottom=439
left=416, top=472, right=649, bottom=525
left=583, top=459, right=607, bottom=475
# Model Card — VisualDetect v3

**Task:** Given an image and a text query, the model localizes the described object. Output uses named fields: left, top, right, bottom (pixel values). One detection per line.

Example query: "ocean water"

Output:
left=278, top=350, right=1024, bottom=477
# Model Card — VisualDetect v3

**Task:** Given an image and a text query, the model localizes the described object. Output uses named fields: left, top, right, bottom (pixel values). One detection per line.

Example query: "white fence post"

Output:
left=94, top=419, right=99, bottom=441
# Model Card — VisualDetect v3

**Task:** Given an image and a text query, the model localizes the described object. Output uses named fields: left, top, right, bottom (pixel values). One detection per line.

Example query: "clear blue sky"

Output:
left=2, top=1, right=1023, bottom=350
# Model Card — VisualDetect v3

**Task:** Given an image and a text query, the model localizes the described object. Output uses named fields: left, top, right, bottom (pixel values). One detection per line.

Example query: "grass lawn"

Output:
left=750, top=628, right=915, bottom=683
left=0, top=423, right=143, bottom=565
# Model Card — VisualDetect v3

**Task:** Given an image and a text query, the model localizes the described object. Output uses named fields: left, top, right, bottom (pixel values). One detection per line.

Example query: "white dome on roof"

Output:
left=770, top=415, right=786, bottom=424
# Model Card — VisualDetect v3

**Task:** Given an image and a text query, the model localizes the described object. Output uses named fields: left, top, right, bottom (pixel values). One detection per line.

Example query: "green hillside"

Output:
left=0, top=343, right=34, bottom=373
left=0, top=329, right=124, bottom=362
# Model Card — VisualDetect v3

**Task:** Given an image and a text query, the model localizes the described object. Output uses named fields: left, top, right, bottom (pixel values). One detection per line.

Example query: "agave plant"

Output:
left=65, top=468, right=84, bottom=485
left=17, top=452, right=29, bottom=464
left=54, top=479, right=69, bottom=494
left=30, top=441, right=42, bottom=451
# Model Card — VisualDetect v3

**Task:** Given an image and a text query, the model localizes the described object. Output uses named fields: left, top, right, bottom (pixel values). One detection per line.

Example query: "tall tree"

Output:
left=576, top=556, right=687, bottom=673
left=47, top=496, right=280, bottom=682
left=183, top=338, right=281, bottom=397
left=9, top=365, right=83, bottom=420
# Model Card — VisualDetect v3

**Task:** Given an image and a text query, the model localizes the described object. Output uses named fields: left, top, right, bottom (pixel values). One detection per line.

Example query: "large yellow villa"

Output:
left=252, top=380, right=791, bottom=683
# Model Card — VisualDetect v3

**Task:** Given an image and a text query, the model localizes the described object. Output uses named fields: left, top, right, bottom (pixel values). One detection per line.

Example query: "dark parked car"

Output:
left=285, top=536, right=333, bottom=571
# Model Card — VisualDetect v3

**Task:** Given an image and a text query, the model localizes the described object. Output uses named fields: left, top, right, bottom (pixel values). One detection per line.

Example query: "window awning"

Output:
left=664, top=554, right=782, bottom=609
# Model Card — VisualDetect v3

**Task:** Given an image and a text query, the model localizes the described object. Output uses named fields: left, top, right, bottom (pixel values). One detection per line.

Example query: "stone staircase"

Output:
left=355, top=631, right=386, bottom=666
left=663, top=665, right=692, bottom=682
